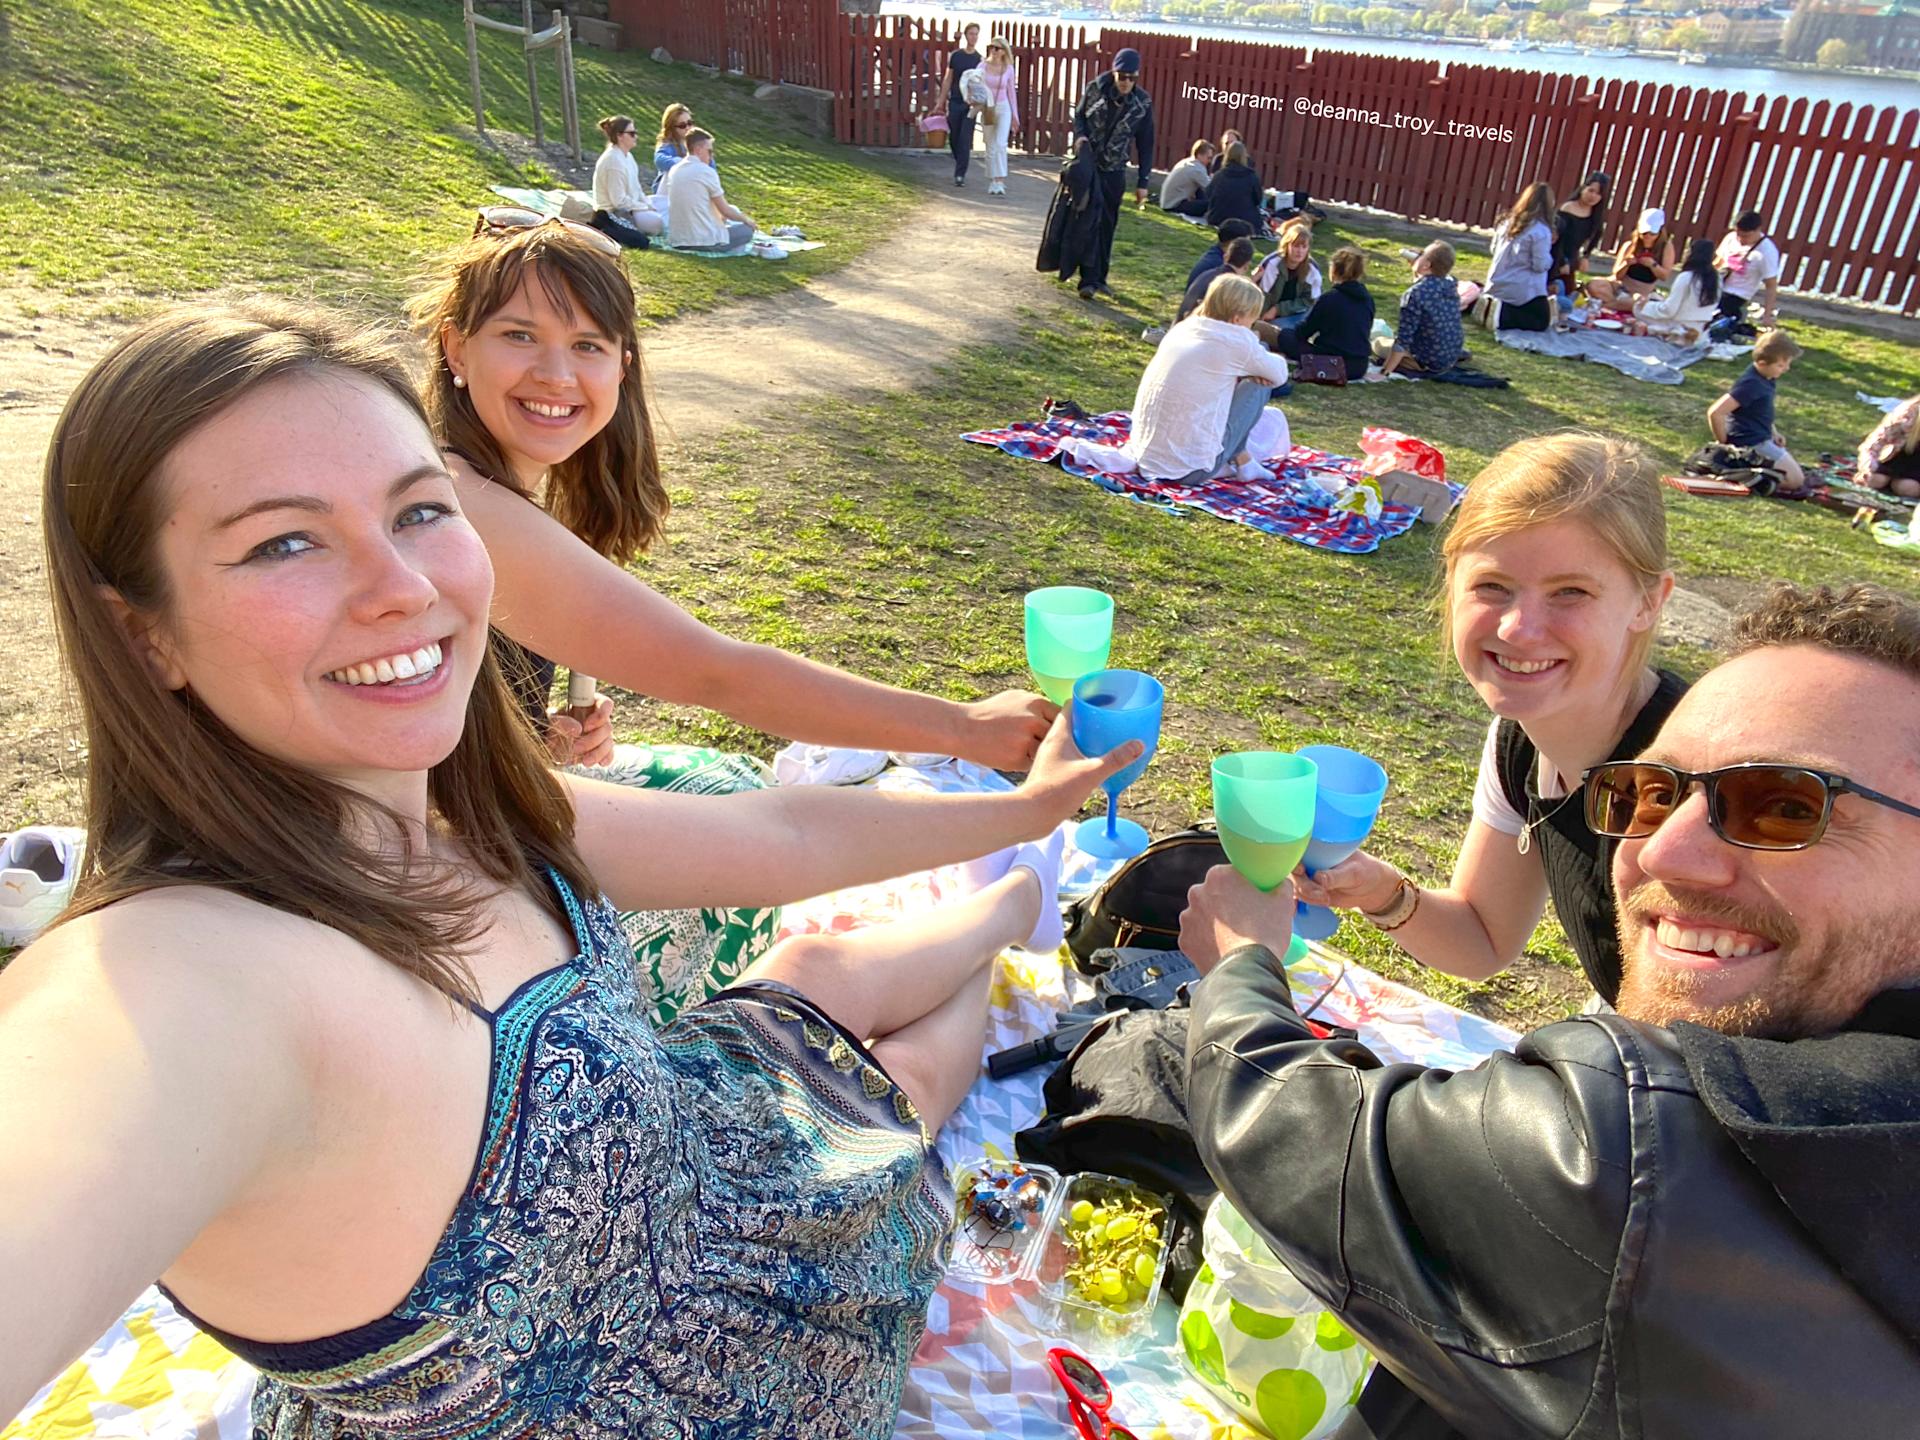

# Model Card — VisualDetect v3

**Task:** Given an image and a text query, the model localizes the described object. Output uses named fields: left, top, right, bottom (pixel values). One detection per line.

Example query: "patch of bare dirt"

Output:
left=0, top=292, right=133, bottom=825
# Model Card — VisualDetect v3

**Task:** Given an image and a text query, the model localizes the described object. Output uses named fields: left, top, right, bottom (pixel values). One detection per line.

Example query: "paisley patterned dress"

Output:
left=163, top=872, right=953, bottom=1439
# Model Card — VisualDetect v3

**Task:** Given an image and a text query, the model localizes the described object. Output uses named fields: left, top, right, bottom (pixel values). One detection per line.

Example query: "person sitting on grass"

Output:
left=1176, top=234, right=1256, bottom=322
left=1380, top=240, right=1465, bottom=377
left=1587, top=206, right=1675, bottom=310
left=1159, top=138, right=1215, bottom=217
left=1551, top=170, right=1609, bottom=300
left=1186, top=218, right=1256, bottom=291
left=589, top=114, right=663, bottom=250
left=1189, top=580, right=1920, bottom=1439
left=1208, top=127, right=1243, bottom=174
left=1714, top=207, right=1783, bottom=327
left=1123, top=273, right=1289, bottom=484
left=1251, top=216, right=1321, bottom=335
left=1483, top=181, right=1556, bottom=332
left=0, top=299, right=1145, bottom=1440
left=1296, top=432, right=1680, bottom=1008
left=652, top=102, right=695, bottom=190
left=1857, top=394, right=1920, bottom=499
left=1629, top=237, right=1720, bottom=343
left=1281, top=244, right=1375, bottom=383
left=662, top=128, right=755, bottom=251
left=1708, top=329, right=1807, bottom=495
left=1204, top=140, right=1265, bottom=235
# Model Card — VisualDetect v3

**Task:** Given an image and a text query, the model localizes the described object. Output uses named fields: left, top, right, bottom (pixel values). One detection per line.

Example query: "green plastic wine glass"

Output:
left=1024, top=587, right=1115, bottom=705
left=1211, top=751, right=1319, bottom=893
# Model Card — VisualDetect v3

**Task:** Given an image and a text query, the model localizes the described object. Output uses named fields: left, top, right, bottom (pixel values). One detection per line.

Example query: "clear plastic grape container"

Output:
left=947, top=1159, right=1064, bottom=1285
left=1035, top=1171, right=1174, bottom=1359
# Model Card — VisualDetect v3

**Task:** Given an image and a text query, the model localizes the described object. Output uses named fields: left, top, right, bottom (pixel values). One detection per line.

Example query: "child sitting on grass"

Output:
left=1707, top=330, right=1806, bottom=494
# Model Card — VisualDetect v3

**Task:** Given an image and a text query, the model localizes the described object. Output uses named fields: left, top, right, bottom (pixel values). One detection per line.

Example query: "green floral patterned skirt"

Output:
left=588, top=742, right=784, bottom=1027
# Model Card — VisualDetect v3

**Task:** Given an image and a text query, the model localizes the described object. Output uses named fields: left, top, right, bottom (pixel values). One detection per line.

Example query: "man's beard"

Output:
left=1616, top=880, right=1901, bottom=1040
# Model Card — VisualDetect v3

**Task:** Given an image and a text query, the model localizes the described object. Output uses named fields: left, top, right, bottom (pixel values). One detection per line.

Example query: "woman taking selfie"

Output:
left=0, top=302, right=1138, bottom=1437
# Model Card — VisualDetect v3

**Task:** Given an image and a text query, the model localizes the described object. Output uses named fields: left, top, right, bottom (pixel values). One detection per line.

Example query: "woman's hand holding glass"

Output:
left=1017, top=709, right=1146, bottom=837
left=958, top=689, right=1061, bottom=769
left=1290, top=849, right=1404, bottom=915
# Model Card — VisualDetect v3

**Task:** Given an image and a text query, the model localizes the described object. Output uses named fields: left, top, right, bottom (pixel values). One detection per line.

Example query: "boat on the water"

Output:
left=1538, top=41, right=1579, bottom=53
left=1676, top=50, right=1708, bottom=63
left=1585, top=45, right=1631, bottom=58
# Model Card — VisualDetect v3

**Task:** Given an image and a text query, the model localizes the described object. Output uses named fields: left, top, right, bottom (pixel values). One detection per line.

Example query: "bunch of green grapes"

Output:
left=1062, top=1192, right=1165, bottom=1311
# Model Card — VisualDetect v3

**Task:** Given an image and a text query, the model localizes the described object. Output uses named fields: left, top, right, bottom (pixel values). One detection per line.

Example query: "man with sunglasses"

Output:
left=1065, top=48, right=1155, bottom=301
left=1184, top=581, right=1920, bottom=1438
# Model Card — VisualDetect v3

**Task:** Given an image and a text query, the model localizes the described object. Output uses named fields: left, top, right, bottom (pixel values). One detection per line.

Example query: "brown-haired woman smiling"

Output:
left=0, top=299, right=1138, bottom=1435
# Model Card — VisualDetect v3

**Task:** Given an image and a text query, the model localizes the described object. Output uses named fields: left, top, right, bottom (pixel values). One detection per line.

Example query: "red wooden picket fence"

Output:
left=609, top=0, right=1920, bottom=312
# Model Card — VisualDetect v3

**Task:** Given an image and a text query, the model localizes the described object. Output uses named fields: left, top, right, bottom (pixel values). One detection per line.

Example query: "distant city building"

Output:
left=1697, top=5, right=1791, bottom=49
left=1784, top=0, right=1920, bottom=67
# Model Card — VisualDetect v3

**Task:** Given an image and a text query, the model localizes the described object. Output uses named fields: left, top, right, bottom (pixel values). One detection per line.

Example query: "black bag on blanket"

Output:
left=1063, top=825, right=1227, bottom=971
left=1014, top=1003, right=1214, bottom=1303
left=1685, top=442, right=1787, bottom=496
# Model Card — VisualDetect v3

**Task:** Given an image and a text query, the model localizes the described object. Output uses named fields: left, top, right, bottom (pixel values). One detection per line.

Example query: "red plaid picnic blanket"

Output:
left=962, top=412, right=1457, bottom=555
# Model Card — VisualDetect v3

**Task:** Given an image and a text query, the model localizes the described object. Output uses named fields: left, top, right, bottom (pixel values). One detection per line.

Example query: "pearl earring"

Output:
left=452, top=374, right=467, bottom=389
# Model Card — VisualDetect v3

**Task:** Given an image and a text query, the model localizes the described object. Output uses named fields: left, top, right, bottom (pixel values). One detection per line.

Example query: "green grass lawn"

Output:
left=0, top=0, right=916, bottom=322
left=617, top=203, right=1920, bottom=1026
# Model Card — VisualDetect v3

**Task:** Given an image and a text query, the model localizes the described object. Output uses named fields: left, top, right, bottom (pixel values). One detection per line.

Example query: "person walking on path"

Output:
left=933, top=23, right=984, bottom=189
left=973, top=38, right=1020, bottom=197
left=1066, top=47, right=1155, bottom=301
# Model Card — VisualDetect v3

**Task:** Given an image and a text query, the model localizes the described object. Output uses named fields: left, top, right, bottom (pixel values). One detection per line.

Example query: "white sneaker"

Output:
left=988, top=180, right=1006, bottom=196
left=0, top=826, right=86, bottom=947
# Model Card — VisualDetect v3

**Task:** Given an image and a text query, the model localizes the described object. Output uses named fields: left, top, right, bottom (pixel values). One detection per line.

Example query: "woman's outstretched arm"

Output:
left=567, top=709, right=1138, bottom=912
left=0, top=895, right=313, bottom=1423
left=456, top=466, right=1054, bottom=770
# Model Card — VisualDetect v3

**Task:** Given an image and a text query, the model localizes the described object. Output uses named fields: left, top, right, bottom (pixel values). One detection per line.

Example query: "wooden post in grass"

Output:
left=555, top=9, right=581, bottom=165
left=523, top=0, right=544, bottom=147
left=462, top=0, right=486, bottom=134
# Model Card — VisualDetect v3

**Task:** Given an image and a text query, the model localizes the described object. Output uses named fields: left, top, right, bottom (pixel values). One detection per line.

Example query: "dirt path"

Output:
left=644, top=150, right=1065, bottom=451
left=0, top=153, right=1073, bottom=824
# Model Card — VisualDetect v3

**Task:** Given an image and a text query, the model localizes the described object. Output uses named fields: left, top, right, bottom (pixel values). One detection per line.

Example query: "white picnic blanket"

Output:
left=1494, top=324, right=1715, bottom=384
left=10, top=756, right=1517, bottom=1440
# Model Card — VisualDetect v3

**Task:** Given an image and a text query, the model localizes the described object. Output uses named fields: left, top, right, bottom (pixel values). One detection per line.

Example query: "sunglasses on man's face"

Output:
left=1584, top=760, right=1920, bottom=852
left=473, top=206, right=623, bottom=259
left=1047, top=1348, right=1142, bottom=1440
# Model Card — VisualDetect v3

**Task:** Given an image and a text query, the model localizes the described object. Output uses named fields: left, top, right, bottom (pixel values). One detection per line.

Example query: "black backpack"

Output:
left=1063, top=825, right=1228, bottom=973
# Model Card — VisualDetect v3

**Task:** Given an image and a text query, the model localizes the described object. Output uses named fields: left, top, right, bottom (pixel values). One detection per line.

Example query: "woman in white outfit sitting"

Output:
left=970, top=39, right=1020, bottom=197
left=589, top=115, right=663, bottom=249
left=1124, top=274, right=1290, bottom=485
left=1629, top=237, right=1720, bottom=344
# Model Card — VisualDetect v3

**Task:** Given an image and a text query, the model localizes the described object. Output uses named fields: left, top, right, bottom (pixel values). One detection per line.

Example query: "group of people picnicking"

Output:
left=587, top=102, right=757, bottom=251
left=7, top=38, right=1920, bottom=1440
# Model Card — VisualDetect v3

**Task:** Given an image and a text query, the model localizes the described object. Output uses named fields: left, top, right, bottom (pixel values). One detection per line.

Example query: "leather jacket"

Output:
left=1186, top=947, right=1920, bottom=1438
left=1071, top=73, right=1154, bottom=187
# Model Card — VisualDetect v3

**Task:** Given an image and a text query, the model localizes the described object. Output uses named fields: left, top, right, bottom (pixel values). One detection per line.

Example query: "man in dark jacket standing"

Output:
left=1183, top=581, right=1920, bottom=1438
left=1067, top=47, right=1155, bottom=300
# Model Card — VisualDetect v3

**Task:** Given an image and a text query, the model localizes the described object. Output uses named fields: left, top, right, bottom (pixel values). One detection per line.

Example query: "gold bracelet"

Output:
left=1362, top=876, right=1420, bottom=932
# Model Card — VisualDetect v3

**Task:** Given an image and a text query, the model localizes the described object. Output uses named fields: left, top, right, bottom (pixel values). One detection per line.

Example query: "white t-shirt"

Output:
left=1123, top=316, right=1290, bottom=480
left=1469, top=717, right=1574, bottom=838
left=664, top=155, right=729, bottom=248
left=1714, top=231, right=1781, bottom=300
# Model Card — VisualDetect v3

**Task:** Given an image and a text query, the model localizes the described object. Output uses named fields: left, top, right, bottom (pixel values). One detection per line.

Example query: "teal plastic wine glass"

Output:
left=1211, top=752, right=1319, bottom=894
left=1025, top=587, right=1115, bottom=705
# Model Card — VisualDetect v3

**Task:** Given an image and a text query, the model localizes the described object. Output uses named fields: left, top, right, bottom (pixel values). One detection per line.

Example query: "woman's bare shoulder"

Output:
left=3, top=886, right=358, bottom=1037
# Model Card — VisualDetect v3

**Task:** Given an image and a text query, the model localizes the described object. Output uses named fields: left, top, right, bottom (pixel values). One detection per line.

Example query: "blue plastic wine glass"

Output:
left=1293, top=744, right=1389, bottom=942
left=1070, top=670, right=1164, bottom=860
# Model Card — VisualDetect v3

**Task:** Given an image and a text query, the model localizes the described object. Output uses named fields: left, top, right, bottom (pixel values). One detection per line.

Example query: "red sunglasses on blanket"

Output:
left=1048, top=1348, right=1142, bottom=1440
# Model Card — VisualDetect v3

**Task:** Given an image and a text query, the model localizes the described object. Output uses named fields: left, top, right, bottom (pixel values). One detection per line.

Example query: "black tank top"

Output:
left=1493, top=669, right=1689, bottom=1003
